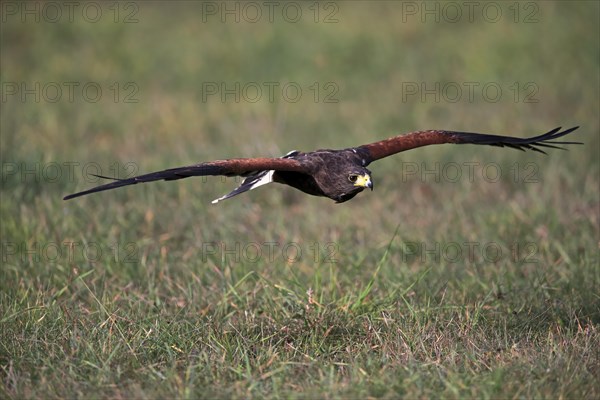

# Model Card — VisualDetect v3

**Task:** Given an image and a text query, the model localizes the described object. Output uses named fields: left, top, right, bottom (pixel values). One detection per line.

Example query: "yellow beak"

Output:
left=354, top=174, right=373, bottom=190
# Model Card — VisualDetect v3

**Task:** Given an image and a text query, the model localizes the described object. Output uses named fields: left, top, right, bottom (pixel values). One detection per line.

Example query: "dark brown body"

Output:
left=273, top=148, right=373, bottom=202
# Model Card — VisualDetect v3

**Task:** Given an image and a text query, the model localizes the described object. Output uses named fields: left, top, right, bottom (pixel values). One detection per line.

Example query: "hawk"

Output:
left=64, top=126, right=580, bottom=203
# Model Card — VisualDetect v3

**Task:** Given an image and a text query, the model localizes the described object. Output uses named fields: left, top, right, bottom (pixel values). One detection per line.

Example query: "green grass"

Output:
left=1, top=2, right=599, bottom=398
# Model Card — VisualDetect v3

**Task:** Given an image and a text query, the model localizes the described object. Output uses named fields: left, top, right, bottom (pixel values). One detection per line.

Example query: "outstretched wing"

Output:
left=357, top=126, right=581, bottom=164
left=63, top=157, right=308, bottom=200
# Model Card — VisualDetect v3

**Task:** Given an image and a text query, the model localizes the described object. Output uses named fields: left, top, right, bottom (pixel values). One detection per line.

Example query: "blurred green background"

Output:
left=1, top=1, right=598, bottom=398
left=2, top=1, right=597, bottom=250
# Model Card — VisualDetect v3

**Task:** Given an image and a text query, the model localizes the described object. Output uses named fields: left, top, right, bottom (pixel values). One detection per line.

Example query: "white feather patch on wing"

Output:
left=211, top=150, right=299, bottom=204
left=211, top=170, right=274, bottom=204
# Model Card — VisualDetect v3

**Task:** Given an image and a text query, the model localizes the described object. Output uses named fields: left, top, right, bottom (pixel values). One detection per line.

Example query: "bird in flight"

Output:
left=64, top=126, right=581, bottom=204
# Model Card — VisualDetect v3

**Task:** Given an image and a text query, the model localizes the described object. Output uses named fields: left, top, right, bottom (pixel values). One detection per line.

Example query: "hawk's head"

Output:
left=348, top=171, right=373, bottom=191
left=332, top=167, right=373, bottom=203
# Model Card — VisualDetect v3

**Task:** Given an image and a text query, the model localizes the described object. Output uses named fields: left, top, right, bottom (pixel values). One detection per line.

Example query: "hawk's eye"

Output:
left=348, top=174, right=358, bottom=183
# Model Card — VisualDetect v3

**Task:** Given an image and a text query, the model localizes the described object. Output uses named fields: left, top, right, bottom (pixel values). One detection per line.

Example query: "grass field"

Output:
left=1, top=1, right=599, bottom=398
